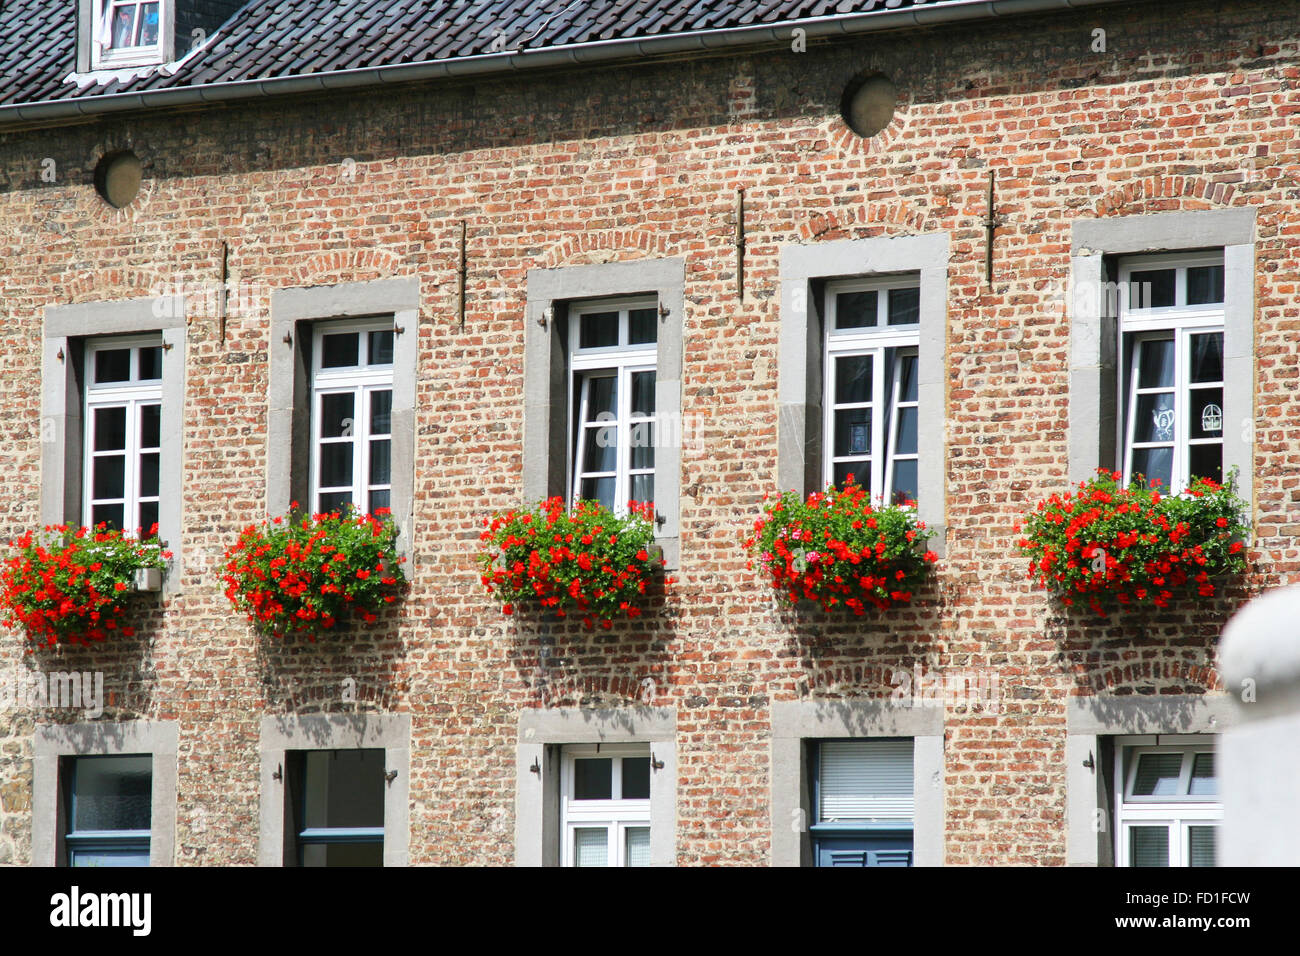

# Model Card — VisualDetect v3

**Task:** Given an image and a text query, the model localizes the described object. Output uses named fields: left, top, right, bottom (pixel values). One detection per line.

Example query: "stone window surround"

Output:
left=515, top=707, right=676, bottom=867
left=258, top=714, right=411, bottom=867
left=777, top=234, right=949, bottom=556
left=268, top=277, right=418, bottom=561
left=42, top=295, right=187, bottom=593
left=523, top=258, right=685, bottom=570
left=32, top=720, right=179, bottom=866
left=770, top=699, right=944, bottom=867
left=1064, top=695, right=1238, bottom=867
left=1068, top=208, right=1255, bottom=507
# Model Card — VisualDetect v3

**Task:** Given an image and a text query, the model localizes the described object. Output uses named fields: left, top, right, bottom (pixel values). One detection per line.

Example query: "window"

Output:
left=567, top=298, right=657, bottom=514
left=92, top=0, right=168, bottom=68
left=1115, top=739, right=1220, bottom=867
left=810, top=739, right=914, bottom=867
left=823, top=277, right=920, bottom=503
left=560, top=744, right=652, bottom=867
left=1118, top=253, right=1225, bottom=492
left=62, top=754, right=152, bottom=867
left=83, top=337, right=163, bottom=535
left=309, top=321, right=394, bottom=515
left=286, top=749, right=385, bottom=867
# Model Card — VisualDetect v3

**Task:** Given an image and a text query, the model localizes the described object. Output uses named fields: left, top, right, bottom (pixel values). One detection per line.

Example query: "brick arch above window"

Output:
left=1092, top=175, right=1241, bottom=217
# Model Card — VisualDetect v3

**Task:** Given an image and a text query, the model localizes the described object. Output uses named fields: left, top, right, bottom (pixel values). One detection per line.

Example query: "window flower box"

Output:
left=1016, top=468, right=1249, bottom=616
left=0, top=523, right=171, bottom=647
left=477, top=498, right=667, bottom=630
left=746, top=481, right=938, bottom=615
left=222, top=506, right=406, bottom=639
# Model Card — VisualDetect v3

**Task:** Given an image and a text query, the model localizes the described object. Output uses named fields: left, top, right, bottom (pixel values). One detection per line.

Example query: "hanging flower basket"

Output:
left=0, top=523, right=171, bottom=647
left=222, top=506, right=406, bottom=639
left=746, top=481, right=938, bottom=615
left=1016, top=468, right=1249, bottom=616
left=477, top=498, right=665, bottom=630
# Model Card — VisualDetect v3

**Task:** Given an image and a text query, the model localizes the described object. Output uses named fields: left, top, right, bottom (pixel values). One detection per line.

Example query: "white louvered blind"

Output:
left=819, top=740, right=914, bottom=824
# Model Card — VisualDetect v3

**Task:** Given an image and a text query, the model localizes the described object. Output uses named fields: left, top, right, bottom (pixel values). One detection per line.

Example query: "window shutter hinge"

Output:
left=651, top=752, right=664, bottom=772
left=384, top=769, right=398, bottom=785
left=655, top=513, right=666, bottom=528
left=657, top=302, right=669, bottom=320
left=529, top=757, right=541, bottom=776
left=161, top=341, right=173, bottom=351
left=393, top=325, right=405, bottom=335
left=56, top=347, right=64, bottom=362
left=282, top=332, right=293, bottom=346
left=1083, top=751, right=1095, bottom=771
left=539, top=306, right=553, bottom=329
left=272, top=763, right=283, bottom=782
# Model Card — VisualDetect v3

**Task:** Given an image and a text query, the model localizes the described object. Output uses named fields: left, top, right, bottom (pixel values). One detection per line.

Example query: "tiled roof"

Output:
left=0, top=0, right=1062, bottom=110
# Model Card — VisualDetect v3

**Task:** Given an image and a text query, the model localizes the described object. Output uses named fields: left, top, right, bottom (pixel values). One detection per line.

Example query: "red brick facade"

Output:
left=2, top=0, right=1298, bottom=865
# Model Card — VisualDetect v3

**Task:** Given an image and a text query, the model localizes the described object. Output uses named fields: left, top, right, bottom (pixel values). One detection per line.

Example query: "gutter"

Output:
left=0, top=0, right=1132, bottom=126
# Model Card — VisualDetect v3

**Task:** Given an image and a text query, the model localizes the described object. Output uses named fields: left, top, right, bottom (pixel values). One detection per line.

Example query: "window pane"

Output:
left=835, top=290, right=877, bottom=329
left=625, top=827, right=651, bottom=867
left=628, top=308, right=657, bottom=345
left=140, top=403, right=161, bottom=449
left=630, top=371, right=656, bottom=416
left=137, top=3, right=159, bottom=45
left=137, top=346, right=162, bottom=380
left=1188, top=442, right=1223, bottom=485
left=369, top=390, right=392, bottom=435
left=93, top=455, right=126, bottom=500
left=894, top=407, right=918, bottom=456
left=897, top=354, right=918, bottom=403
left=139, top=452, right=160, bottom=498
left=72, top=755, right=152, bottom=832
left=368, top=490, right=390, bottom=514
left=71, top=846, right=150, bottom=868
left=890, top=459, right=918, bottom=507
left=319, top=393, right=355, bottom=438
left=1187, top=265, right=1224, bottom=305
left=321, top=333, right=360, bottom=368
left=94, top=406, right=127, bottom=451
left=369, top=439, right=391, bottom=485
left=887, top=287, right=920, bottom=325
left=833, top=460, right=872, bottom=495
left=582, top=427, right=618, bottom=473
left=580, top=477, right=615, bottom=510
left=319, top=442, right=354, bottom=488
left=622, top=757, right=651, bottom=799
left=1189, top=388, right=1223, bottom=440
left=317, top=491, right=353, bottom=515
left=139, top=501, right=159, bottom=537
left=1133, top=392, right=1176, bottom=444
left=301, top=842, right=383, bottom=868
left=583, top=376, right=617, bottom=419
left=629, top=474, right=654, bottom=507
left=573, top=759, right=612, bottom=800
left=92, top=503, right=125, bottom=529
left=1190, top=753, right=1216, bottom=796
left=1131, top=446, right=1173, bottom=490
left=1133, top=753, right=1183, bottom=796
left=629, top=422, right=654, bottom=470
left=111, top=7, right=136, bottom=47
left=1188, top=826, right=1217, bottom=867
left=1190, top=332, right=1224, bottom=383
left=1136, top=338, right=1175, bottom=389
left=834, top=355, right=873, bottom=405
left=301, top=750, right=384, bottom=829
left=573, top=828, right=608, bottom=867
left=1130, top=269, right=1176, bottom=309
left=368, top=330, right=394, bottom=365
left=818, top=740, right=914, bottom=824
left=95, top=348, right=132, bottom=383
left=579, top=311, right=619, bottom=348
left=1130, top=826, right=1170, bottom=867
left=834, top=409, right=872, bottom=457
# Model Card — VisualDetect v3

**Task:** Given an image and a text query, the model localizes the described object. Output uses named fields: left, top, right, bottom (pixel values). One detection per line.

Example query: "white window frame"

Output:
left=1114, top=735, right=1221, bottom=868
left=93, top=0, right=169, bottom=68
left=567, top=297, right=659, bottom=517
left=559, top=743, right=652, bottom=868
left=823, top=276, right=921, bottom=506
left=1118, top=252, right=1226, bottom=494
left=309, top=319, right=395, bottom=516
left=82, top=335, right=163, bottom=536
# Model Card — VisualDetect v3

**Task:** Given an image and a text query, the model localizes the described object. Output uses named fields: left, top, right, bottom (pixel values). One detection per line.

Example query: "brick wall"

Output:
left=1, top=0, right=1298, bottom=865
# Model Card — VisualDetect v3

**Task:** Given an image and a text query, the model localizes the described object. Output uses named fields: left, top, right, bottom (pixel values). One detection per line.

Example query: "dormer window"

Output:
left=92, top=0, right=169, bottom=68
